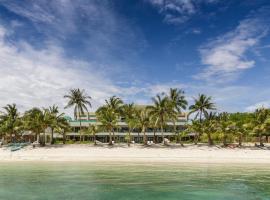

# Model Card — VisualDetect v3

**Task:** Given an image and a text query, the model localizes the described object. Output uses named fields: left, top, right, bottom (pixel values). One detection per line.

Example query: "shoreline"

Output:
left=1, top=144, right=270, bottom=164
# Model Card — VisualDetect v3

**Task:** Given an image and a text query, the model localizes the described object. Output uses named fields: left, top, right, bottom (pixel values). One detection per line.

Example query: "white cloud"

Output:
left=245, top=101, right=270, bottom=112
left=0, top=25, right=126, bottom=115
left=146, top=0, right=218, bottom=24
left=196, top=15, right=269, bottom=82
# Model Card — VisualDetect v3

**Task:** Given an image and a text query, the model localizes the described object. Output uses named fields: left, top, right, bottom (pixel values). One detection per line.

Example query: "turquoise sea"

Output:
left=0, top=162, right=269, bottom=200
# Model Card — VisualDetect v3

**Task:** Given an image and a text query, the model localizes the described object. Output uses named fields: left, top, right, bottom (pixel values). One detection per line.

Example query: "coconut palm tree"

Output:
left=49, top=105, right=65, bottom=144
left=135, top=108, right=150, bottom=145
left=40, top=108, right=53, bottom=146
left=103, top=96, right=123, bottom=142
left=147, top=94, right=171, bottom=144
left=64, top=88, right=92, bottom=142
left=96, top=106, right=118, bottom=145
left=121, top=103, right=137, bottom=146
left=23, top=108, right=44, bottom=143
left=251, top=108, right=270, bottom=147
left=203, top=112, right=217, bottom=146
left=55, top=117, right=70, bottom=144
left=189, top=94, right=215, bottom=123
left=167, top=88, right=188, bottom=142
left=0, top=104, right=21, bottom=143
left=88, top=124, right=99, bottom=145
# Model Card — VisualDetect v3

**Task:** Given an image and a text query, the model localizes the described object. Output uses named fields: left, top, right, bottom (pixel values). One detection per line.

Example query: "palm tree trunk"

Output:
left=143, top=126, right=147, bottom=145
left=153, top=128, right=156, bottom=144
left=173, top=121, right=178, bottom=143
left=109, top=129, right=113, bottom=145
left=259, top=134, right=264, bottom=147
left=161, top=125, right=164, bottom=144
left=79, top=118, right=82, bottom=142
left=43, top=130, right=46, bottom=146
left=94, top=133, right=96, bottom=145
left=51, top=128, right=54, bottom=145
left=207, top=133, right=213, bottom=146
left=238, top=133, right=242, bottom=147
left=63, top=131, right=66, bottom=144
left=128, top=128, right=131, bottom=147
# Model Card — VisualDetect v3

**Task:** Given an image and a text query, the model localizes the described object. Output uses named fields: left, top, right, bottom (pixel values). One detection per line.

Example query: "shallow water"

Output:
left=0, top=162, right=269, bottom=200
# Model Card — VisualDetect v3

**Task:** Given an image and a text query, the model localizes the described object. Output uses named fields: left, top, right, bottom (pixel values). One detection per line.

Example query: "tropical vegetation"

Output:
left=0, top=88, right=269, bottom=147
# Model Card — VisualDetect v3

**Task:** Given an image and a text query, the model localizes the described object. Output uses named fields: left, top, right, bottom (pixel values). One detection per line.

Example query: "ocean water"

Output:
left=0, top=162, right=269, bottom=200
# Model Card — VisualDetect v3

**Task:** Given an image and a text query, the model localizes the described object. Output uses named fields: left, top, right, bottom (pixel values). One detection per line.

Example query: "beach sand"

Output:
left=0, top=144, right=270, bottom=164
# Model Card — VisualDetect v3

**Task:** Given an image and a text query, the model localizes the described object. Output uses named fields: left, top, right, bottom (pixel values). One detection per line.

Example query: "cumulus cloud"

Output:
left=146, top=0, right=218, bottom=24
left=0, top=25, right=124, bottom=114
left=196, top=10, right=270, bottom=82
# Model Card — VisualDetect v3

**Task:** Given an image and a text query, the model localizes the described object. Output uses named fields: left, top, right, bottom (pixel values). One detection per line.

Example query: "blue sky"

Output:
left=0, top=0, right=270, bottom=113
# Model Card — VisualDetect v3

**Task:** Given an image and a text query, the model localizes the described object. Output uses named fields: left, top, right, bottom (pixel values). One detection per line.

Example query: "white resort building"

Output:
left=64, top=111, right=188, bottom=143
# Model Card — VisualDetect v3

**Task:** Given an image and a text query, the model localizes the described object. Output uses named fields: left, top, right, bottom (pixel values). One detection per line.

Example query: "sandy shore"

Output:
left=1, top=144, right=270, bottom=164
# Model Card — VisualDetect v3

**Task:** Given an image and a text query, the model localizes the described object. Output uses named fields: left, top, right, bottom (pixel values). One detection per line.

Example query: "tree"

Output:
left=167, top=88, right=188, bottom=142
left=48, top=105, right=65, bottom=144
left=96, top=106, right=118, bottom=145
left=216, top=112, right=232, bottom=146
left=203, top=112, right=217, bottom=146
left=88, top=124, right=99, bottom=145
left=0, top=104, right=21, bottom=143
left=55, top=117, right=70, bottom=144
left=135, top=108, right=150, bottom=145
left=189, top=94, right=215, bottom=123
left=147, top=94, right=171, bottom=144
left=23, top=108, right=44, bottom=143
left=64, top=88, right=92, bottom=142
left=40, top=108, right=53, bottom=146
left=104, top=96, right=123, bottom=142
left=121, top=103, right=137, bottom=146
left=251, top=108, right=270, bottom=147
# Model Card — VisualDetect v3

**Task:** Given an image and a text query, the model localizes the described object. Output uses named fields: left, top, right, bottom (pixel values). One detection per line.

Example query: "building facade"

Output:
left=65, top=111, right=188, bottom=143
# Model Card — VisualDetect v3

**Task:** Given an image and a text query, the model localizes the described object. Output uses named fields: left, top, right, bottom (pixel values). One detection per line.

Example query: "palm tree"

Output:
left=55, top=117, right=70, bottom=144
left=88, top=124, right=99, bottom=145
left=216, top=112, right=231, bottom=146
left=40, top=108, right=53, bottom=146
left=96, top=106, right=117, bottom=145
left=147, top=94, right=171, bottom=144
left=167, top=88, right=188, bottom=142
left=48, top=105, right=65, bottom=144
left=23, top=108, right=44, bottom=143
left=252, top=108, right=270, bottom=147
left=203, top=112, right=217, bottom=146
left=104, top=96, right=123, bottom=142
left=189, top=94, right=215, bottom=123
left=135, top=108, right=150, bottom=145
left=64, top=88, right=92, bottom=142
left=0, top=104, right=21, bottom=143
left=121, top=103, right=137, bottom=146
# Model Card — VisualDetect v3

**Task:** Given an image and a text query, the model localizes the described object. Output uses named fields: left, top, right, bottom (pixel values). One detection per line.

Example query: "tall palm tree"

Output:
left=96, top=106, right=117, bottom=145
left=167, top=88, right=188, bottom=142
left=189, top=94, right=216, bottom=123
left=135, top=108, right=150, bottom=145
left=64, top=88, right=92, bottom=142
left=0, top=104, right=21, bottom=143
left=121, top=103, right=137, bottom=146
left=147, top=94, right=171, bottom=144
left=103, top=96, right=123, bottom=142
left=40, top=108, right=53, bottom=146
left=49, top=105, right=65, bottom=144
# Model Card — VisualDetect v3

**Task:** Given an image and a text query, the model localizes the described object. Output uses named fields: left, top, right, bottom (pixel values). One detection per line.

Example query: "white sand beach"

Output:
left=1, top=144, right=270, bottom=164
